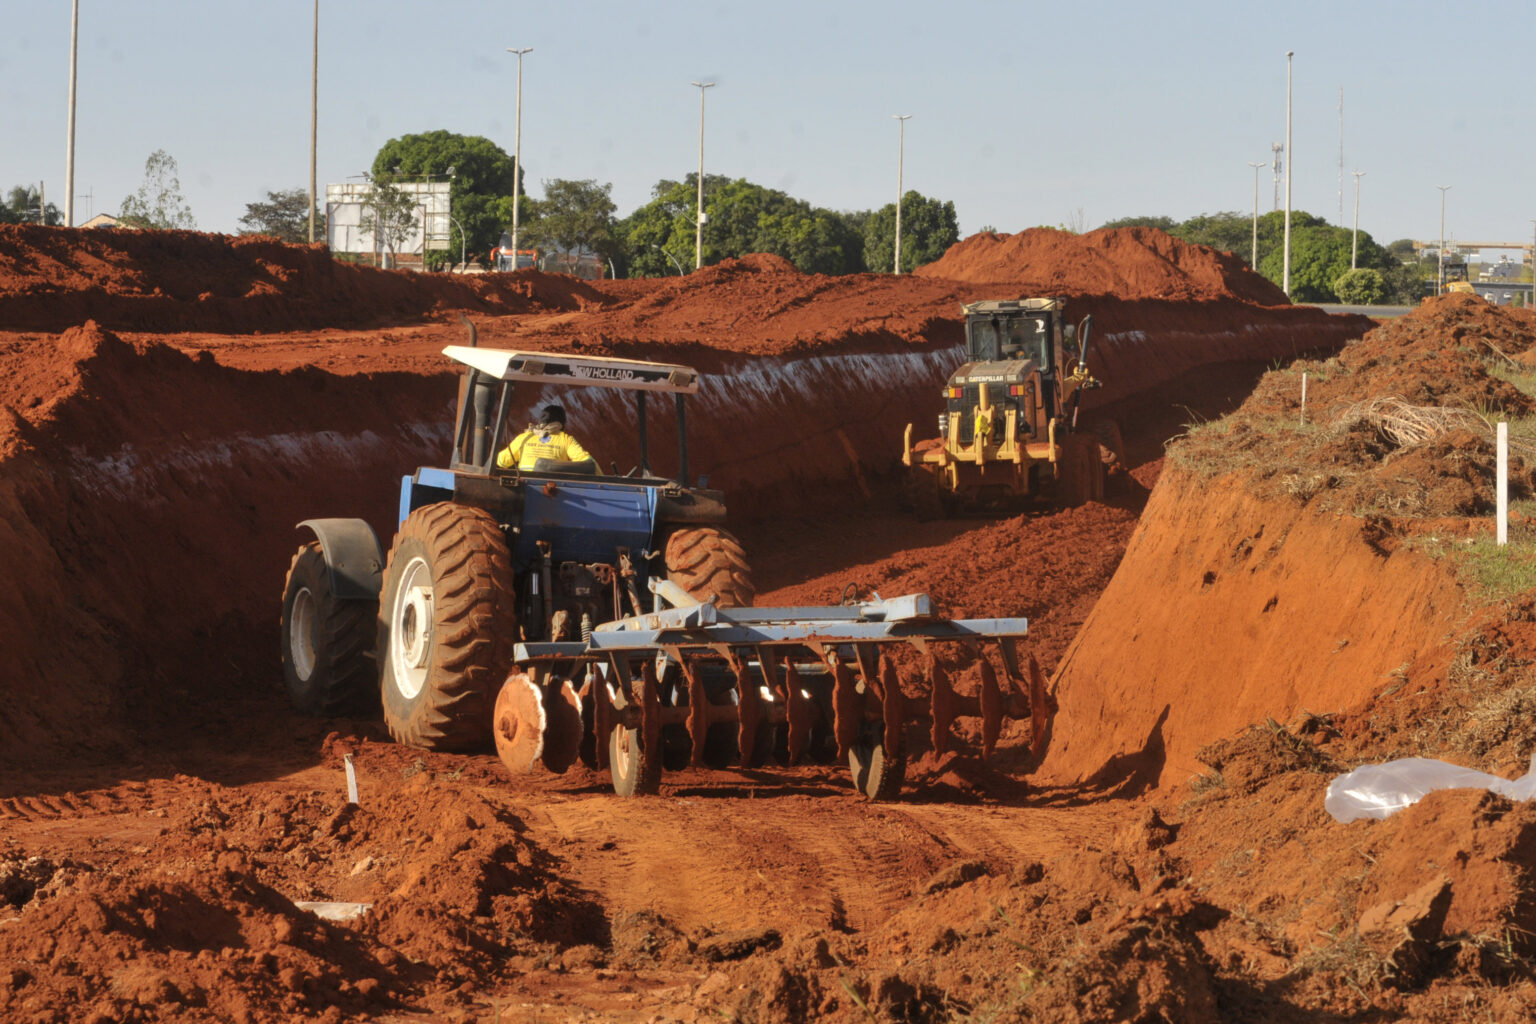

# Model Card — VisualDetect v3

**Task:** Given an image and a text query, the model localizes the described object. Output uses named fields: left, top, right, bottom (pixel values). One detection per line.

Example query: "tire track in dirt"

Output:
left=519, top=792, right=1118, bottom=935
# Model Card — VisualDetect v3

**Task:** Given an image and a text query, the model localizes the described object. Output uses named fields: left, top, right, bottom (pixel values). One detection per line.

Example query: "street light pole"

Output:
left=1437, top=184, right=1452, bottom=295
left=1247, top=161, right=1264, bottom=269
left=64, top=0, right=79, bottom=227
left=507, top=47, right=532, bottom=266
left=309, top=0, right=318, bottom=243
left=1350, top=170, right=1365, bottom=269
left=1283, top=50, right=1294, bottom=298
left=691, top=81, right=715, bottom=270
left=893, top=114, right=912, bottom=274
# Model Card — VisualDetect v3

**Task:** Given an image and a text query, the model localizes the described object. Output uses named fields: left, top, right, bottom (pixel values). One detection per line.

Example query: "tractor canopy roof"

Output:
left=442, top=346, right=700, bottom=394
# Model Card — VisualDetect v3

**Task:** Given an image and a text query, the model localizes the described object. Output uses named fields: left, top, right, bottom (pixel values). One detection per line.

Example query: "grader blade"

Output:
left=505, top=590, right=1036, bottom=801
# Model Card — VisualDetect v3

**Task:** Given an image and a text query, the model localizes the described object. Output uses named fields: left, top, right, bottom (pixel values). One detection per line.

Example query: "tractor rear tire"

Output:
left=280, top=542, right=378, bottom=717
left=378, top=503, right=517, bottom=752
left=609, top=722, right=663, bottom=797
left=848, top=720, right=906, bottom=802
left=664, top=526, right=755, bottom=608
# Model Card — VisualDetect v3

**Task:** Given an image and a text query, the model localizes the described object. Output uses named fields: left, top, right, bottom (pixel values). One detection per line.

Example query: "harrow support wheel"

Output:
left=280, top=542, right=378, bottom=717
left=664, top=526, right=756, bottom=608
left=849, top=718, right=906, bottom=802
left=378, top=503, right=517, bottom=752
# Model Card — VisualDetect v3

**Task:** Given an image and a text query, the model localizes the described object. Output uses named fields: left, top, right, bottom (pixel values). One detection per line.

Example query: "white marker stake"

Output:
left=1300, top=372, right=1308, bottom=427
left=344, top=753, right=360, bottom=806
left=1498, top=421, right=1509, bottom=546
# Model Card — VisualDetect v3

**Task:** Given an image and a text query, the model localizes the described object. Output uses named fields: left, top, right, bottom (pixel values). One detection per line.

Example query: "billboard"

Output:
left=325, top=180, right=451, bottom=259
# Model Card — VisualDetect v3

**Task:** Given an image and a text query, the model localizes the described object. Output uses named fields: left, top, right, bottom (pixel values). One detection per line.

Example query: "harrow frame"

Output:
left=492, top=586, right=1045, bottom=800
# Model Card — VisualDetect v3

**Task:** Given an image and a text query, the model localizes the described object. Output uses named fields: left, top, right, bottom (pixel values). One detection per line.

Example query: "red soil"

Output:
left=915, top=225, right=1292, bottom=305
left=8, top=228, right=1528, bottom=1022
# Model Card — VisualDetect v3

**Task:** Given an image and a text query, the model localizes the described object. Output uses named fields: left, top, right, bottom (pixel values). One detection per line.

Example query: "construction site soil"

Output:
left=3, top=223, right=1534, bottom=1021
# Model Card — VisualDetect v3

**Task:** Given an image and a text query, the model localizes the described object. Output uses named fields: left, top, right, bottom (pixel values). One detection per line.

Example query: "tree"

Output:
left=520, top=178, right=620, bottom=265
left=616, top=175, right=727, bottom=277
left=119, top=150, right=195, bottom=229
left=359, top=178, right=419, bottom=263
left=238, top=188, right=323, bottom=243
left=863, top=191, right=959, bottom=273
left=371, top=131, right=520, bottom=265
left=1334, top=268, right=1386, bottom=305
left=0, top=185, right=61, bottom=225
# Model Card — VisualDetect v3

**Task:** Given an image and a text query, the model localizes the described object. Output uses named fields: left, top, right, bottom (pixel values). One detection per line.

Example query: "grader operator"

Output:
left=901, top=298, right=1121, bottom=517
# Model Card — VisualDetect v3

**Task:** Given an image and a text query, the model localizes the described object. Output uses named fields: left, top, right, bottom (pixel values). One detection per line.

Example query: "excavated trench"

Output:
left=0, top=301, right=1367, bottom=785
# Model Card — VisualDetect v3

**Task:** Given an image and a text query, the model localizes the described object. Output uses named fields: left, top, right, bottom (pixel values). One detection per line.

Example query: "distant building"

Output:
left=79, top=213, right=124, bottom=229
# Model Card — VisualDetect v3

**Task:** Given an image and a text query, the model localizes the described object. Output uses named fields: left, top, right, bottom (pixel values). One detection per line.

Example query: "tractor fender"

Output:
left=297, top=518, right=385, bottom=602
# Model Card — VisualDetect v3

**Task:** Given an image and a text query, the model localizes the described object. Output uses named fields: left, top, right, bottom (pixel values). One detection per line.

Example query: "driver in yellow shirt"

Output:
left=496, top=404, right=596, bottom=471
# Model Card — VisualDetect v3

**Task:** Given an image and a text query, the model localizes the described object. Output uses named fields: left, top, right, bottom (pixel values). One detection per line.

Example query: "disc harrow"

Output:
left=492, top=583, right=1043, bottom=800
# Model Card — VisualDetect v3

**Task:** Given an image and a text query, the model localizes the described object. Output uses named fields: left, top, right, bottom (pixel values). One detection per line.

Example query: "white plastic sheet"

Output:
left=1325, top=754, right=1536, bottom=823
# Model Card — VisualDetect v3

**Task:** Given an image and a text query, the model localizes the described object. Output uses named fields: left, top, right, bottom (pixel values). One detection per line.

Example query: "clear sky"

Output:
left=3, top=1, right=1531, bottom=253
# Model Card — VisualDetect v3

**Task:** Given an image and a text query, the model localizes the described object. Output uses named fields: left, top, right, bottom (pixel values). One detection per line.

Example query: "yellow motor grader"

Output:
left=902, top=298, right=1122, bottom=517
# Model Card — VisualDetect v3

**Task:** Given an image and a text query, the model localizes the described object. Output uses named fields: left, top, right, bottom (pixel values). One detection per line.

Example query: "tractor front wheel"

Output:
left=664, top=526, right=755, bottom=607
left=378, top=503, right=517, bottom=752
left=280, top=542, right=378, bottom=717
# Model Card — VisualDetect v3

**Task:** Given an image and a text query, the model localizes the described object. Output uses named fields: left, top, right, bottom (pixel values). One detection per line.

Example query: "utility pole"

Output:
left=1247, top=161, right=1265, bottom=269
left=692, top=80, right=715, bottom=270
left=1437, top=184, right=1452, bottom=295
left=893, top=115, right=912, bottom=274
left=1271, top=142, right=1283, bottom=211
left=1350, top=170, right=1365, bottom=269
left=64, top=0, right=79, bottom=227
left=508, top=47, right=533, bottom=266
left=309, top=0, right=318, bottom=243
left=1283, top=51, right=1294, bottom=299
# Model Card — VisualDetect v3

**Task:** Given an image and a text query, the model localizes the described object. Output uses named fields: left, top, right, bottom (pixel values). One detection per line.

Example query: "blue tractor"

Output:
left=280, top=331, right=1040, bottom=800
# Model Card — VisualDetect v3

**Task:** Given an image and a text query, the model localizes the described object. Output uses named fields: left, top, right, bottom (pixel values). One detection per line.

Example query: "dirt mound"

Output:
left=0, top=225, right=605, bottom=333
left=1042, top=286, right=1536, bottom=794
left=915, top=226, right=1291, bottom=305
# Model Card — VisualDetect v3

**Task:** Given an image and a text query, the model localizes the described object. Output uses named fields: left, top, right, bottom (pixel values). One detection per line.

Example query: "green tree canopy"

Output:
left=0, top=185, right=62, bottom=225
left=238, top=188, right=323, bottom=243
left=1333, top=267, right=1387, bottom=305
left=119, top=150, right=195, bottom=229
left=863, top=191, right=960, bottom=274
left=616, top=174, right=865, bottom=277
left=370, top=131, right=521, bottom=265
left=520, top=178, right=620, bottom=265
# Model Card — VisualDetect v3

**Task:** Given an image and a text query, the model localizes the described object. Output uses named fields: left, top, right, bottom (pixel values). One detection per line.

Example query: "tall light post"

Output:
left=1350, top=170, right=1365, bottom=269
left=893, top=114, right=912, bottom=274
left=1437, top=184, right=1452, bottom=295
left=1247, top=161, right=1265, bottom=269
left=507, top=47, right=532, bottom=266
left=1283, top=50, right=1294, bottom=298
left=309, top=0, right=318, bottom=243
left=64, top=0, right=79, bottom=227
left=691, top=80, right=715, bottom=270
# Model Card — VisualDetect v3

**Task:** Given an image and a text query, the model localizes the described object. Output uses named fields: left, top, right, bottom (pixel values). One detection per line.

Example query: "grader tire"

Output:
left=1055, top=435, right=1103, bottom=507
left=280, top=542, right=378, bottom=717
left=664, top=526, right=755, bottom=608
left=378, top=503, right=518, bottom=752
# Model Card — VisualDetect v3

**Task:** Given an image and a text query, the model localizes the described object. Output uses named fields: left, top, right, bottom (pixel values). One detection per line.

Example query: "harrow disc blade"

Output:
left=541, top=678, right=585, bottom=774
left=493, top=672, right=546, bottom=774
